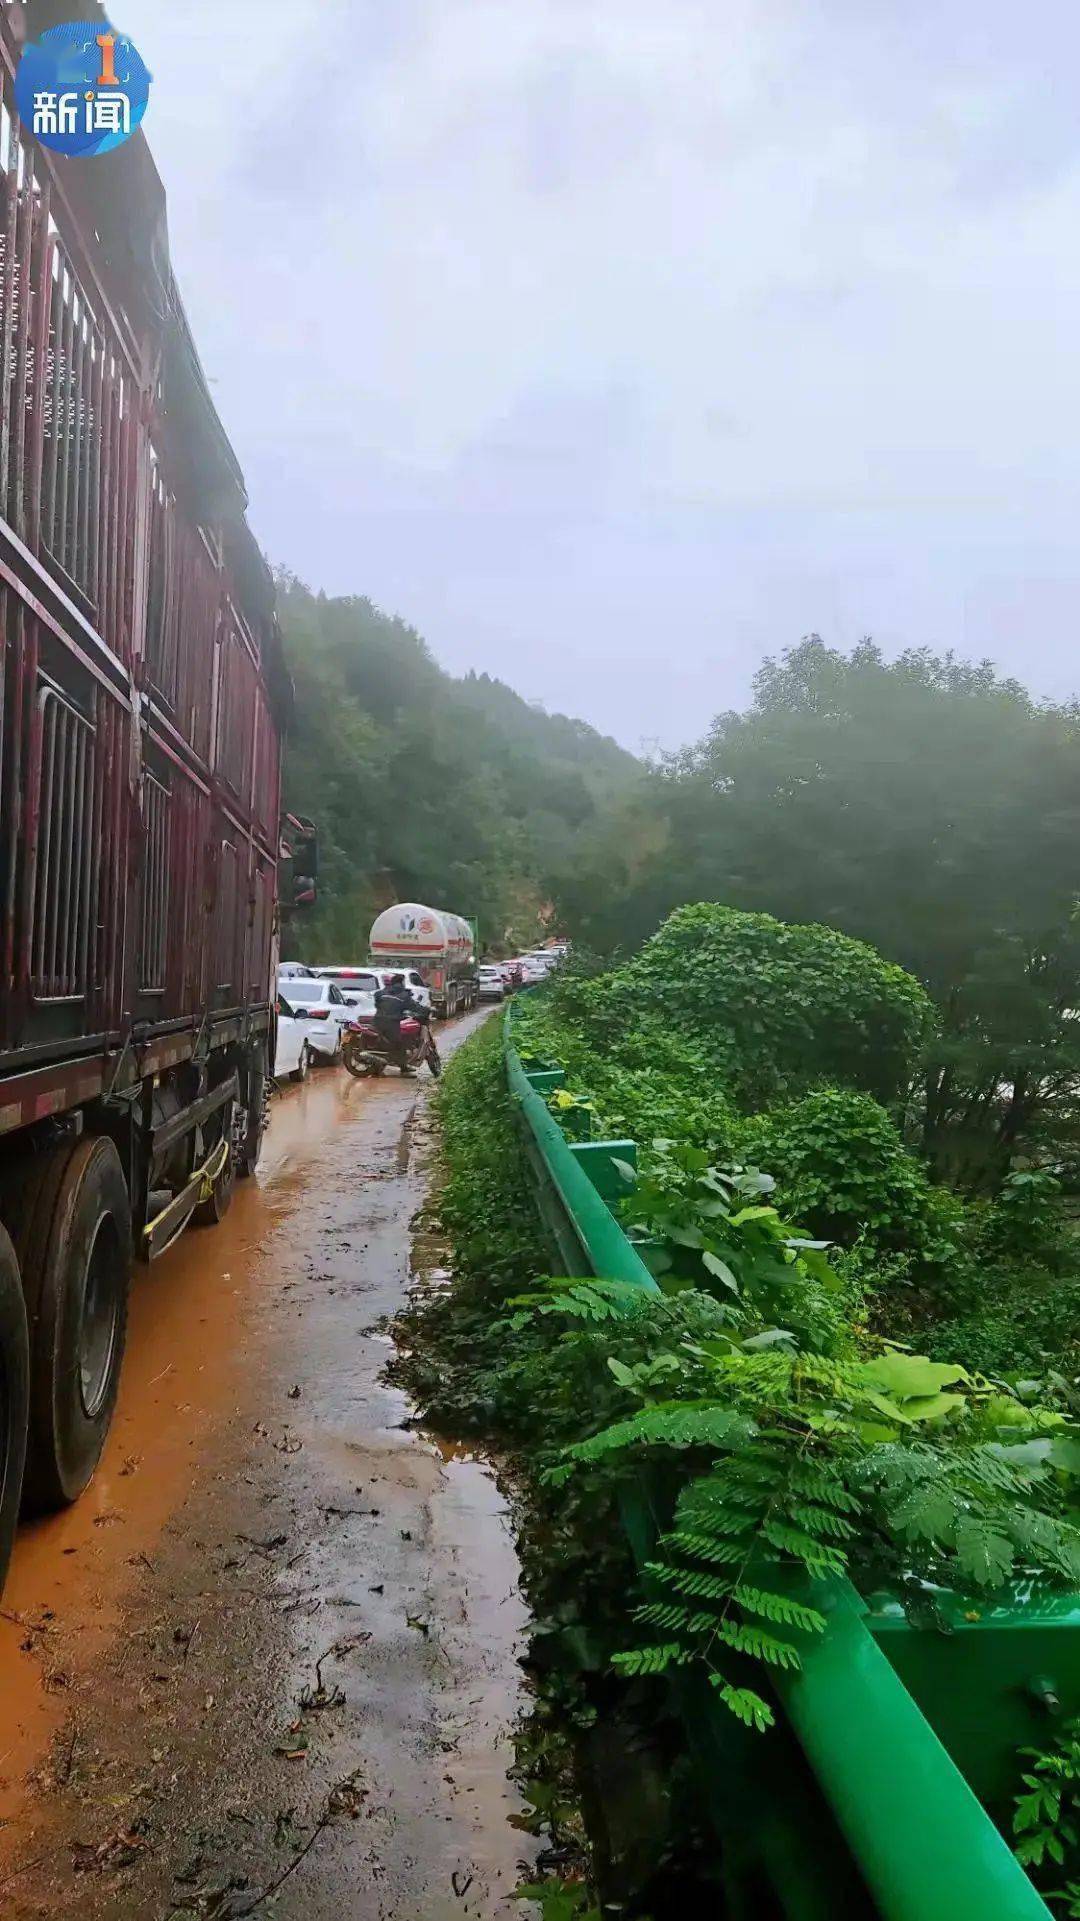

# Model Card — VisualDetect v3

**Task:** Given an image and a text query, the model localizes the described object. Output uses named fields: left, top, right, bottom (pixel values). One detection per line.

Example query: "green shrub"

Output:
left=925, top=1276, right=1080, bottom=1379
left=615, top=902, right=934, bottom=1109
left=979, top=1168, right=1073, bottom=1272
left=743, top=1088, right=972, bottom=1271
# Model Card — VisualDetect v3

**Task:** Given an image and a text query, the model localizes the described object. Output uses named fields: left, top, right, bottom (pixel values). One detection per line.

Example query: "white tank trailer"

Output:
left=368, top=904, right=479, bottom=1018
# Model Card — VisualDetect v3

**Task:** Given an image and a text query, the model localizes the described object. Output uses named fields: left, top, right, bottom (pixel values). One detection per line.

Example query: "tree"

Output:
left=276, top=575, right=642, bottom=959
left=556, top=638, right=1080, bottom=1188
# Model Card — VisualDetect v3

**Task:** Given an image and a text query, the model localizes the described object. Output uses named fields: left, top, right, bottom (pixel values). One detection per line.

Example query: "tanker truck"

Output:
left=369, top=906, right=479, bottom=1019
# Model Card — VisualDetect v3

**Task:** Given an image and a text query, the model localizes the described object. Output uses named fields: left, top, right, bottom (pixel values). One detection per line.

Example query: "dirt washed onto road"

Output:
left=0, top=1009, right=539, bottom=1918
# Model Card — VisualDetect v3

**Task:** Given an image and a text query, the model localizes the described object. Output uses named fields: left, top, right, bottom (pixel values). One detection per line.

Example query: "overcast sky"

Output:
left=124, top=0, right=1080, bottom=751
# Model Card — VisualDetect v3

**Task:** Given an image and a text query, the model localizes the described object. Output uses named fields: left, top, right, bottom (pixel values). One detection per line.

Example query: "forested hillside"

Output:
left=277, top=573, right=640, bottom=958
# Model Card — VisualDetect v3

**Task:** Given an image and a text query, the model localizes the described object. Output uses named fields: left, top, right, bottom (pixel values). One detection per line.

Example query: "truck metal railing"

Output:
left=504, top=1008, right=1057, bottom=1921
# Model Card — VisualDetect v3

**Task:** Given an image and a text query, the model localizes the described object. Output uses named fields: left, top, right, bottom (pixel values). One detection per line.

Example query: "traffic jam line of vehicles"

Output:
left=274, top=921, right=567, bottom=1081
left=0, top=78, right=328, bottom=1596
left=0, top=48, right=559, bottom=1603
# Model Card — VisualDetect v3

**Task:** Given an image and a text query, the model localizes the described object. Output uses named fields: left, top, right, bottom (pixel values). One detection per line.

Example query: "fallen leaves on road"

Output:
left=71, top=1824, right=149, bottom=1873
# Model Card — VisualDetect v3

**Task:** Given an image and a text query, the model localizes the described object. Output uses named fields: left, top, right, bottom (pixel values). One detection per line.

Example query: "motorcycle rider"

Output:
left=373, top=972, right=424, bottom=1073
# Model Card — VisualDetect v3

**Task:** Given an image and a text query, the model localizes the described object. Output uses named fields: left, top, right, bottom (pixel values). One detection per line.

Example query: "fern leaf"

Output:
left=661, top=1530, right=749, bottom=1566
left=760, top=1520, right=847, bottom=1572
left=646, top=1563, right=734, bottom=1603
left=566, top=1404, right=755, bottom=1463
left=954, top=1516, right=1015, bottom=1588
left=887, top=1483, right=956, bottom=1542
left=712, top=1680, right=775, bottom=1731
left=635, top=1602, right=720, bottom=1637
left=612, top=1643, right=691, bottom=1677
left=733, top=1585, right=827, bottom=1633
left=713, top=1620, right=801, bottom=1670
left=787, top=1501, right=857, bottom=1541
left=785, top=1460, right=862, bottom=1512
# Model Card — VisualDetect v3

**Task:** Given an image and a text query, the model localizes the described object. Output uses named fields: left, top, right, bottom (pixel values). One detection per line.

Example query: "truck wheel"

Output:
left=13, top=1137, right=131, bottom=1512
left=0, top=1224, right=28, bottom=1597
left=236, top=1042, right=268, bottom=1178
left=194, top=1110, right=235, bottom=1227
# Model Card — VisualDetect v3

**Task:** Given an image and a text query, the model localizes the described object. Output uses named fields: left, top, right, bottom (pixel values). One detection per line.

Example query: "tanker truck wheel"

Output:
left=6, top=1137, right=131, bottom=1513
left=0, top=1224, right=28, bottom=1596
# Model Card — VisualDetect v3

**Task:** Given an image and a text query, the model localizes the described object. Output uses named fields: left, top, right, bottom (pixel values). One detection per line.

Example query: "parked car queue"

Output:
left=273, top=947, right=567, bottom=1079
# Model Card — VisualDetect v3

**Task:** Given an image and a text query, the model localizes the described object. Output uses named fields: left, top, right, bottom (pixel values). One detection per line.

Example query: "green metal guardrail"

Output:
left=504, top=1010, right=1057, bottom=1921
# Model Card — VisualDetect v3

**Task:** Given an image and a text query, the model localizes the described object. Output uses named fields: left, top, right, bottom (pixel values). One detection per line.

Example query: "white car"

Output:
left=477, top=965, right=506, bottom=1001
left=274, top=993, right=316, bottom=1082
left=315, top=966, right=381, bottom=1015
left=274, top=975, right=353, bottom=1061
left=367, top=966, right=433, bottom=1013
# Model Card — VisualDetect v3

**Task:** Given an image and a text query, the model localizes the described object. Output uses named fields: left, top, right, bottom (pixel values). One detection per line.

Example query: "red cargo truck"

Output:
left=0, top=17, right=306, bottom=1591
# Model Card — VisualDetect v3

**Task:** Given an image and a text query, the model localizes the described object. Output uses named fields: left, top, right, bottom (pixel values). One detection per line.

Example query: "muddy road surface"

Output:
left=0, top=1007, right=538, bottom=1919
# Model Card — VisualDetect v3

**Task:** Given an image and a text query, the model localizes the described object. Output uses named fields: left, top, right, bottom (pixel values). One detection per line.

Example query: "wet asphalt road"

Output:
left=0, top=1007, right=538, bottom=1918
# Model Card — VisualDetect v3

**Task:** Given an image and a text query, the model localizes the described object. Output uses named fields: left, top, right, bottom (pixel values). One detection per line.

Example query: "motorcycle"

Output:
left=342, top=1013, right=442, bottom=1080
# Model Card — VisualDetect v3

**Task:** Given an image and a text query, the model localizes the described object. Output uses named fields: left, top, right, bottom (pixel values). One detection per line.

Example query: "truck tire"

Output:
left=193, top=1110, right=235, bottom=1227
left=236, top=1041, right=268, bottom=1178
left=0, top=1224, right=28, bottom=1597
left=11, top=1137, right=131, bottom=1512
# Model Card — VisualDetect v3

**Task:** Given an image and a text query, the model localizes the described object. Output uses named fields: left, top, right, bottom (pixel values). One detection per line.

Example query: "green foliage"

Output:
left=513, top=1881, right=600, bottom=1921
left=551, top=1304, right=1080, bottom=1720
left=277, top=572, right=641, bottom=960
left=612, top=1143, right=848, bottom=1351
left=743, top=1089, right=970, bottom=1269
left=1012, top=1717, right=1080, bottom=1911
left=512, top=991, right=1080, bottom=1730
left=610, top=902, right=934, bottom=1109
left=981, top=1169, right=1072, bottom=1270
left=551, top=637, right=1080, bottom=1188
left=431, top=1019, right=544, bottom=1292
left=924, top=1278, right=1080, bottom=1380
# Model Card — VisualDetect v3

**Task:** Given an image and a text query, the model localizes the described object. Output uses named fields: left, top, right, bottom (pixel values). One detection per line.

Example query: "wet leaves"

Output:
left=274, top=1721, right=309, bottom=1762
left=327, top=1770, right=368, bottom=1819
left=71, top=1822, right=150, bottom=1873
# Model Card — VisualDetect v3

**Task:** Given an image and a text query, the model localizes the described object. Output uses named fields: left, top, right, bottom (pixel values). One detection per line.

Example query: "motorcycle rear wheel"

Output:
left=343, top=1045, right=384, bottom=1080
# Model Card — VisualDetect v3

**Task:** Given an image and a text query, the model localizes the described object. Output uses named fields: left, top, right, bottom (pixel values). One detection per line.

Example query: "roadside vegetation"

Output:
left=415, top=897, right=1080, bottom=1911
left=551, top=637, right=1080, bottom=1196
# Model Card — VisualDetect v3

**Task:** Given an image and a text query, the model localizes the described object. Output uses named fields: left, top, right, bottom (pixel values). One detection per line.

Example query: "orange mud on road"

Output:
left=0, top=1070, right=368, bottom=1812
left=0, top=1008, right=536, bottom=1918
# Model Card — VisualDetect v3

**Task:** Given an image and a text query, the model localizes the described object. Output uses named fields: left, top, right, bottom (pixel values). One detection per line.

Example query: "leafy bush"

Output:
left=559, top=1325, right=1080, bottom=1731
left=1011, top=1713, right=1080, bottom=1908
left=925, top=1277, right=1080, bottom=1380
left=743, top=1088, right=972, bottom=1270
left=614, top=903, right=934, bottom=1108
left=979, top=1168, right=1073, bottom=1272
left=613, top=1142, right=849, bottom=1352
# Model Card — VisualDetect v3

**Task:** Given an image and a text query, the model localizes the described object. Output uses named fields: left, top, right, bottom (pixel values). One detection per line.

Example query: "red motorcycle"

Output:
left=342, top=1015, right=442, bottom=1079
